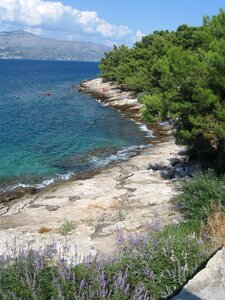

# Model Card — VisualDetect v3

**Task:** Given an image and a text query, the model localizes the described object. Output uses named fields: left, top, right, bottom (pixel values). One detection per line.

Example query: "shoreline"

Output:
left=0, top=78, right=170, bottom=204
left=0, top=78, right=185, bottom=258
left=78, top=78, right=144, bottom=121
left=78, top=78, right=172, bottom=141
left=0, top=143, right=150, bottom=203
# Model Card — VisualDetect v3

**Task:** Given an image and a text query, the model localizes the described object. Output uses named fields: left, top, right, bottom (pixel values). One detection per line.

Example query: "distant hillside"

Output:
left=0, top=30, right=111, bottom=62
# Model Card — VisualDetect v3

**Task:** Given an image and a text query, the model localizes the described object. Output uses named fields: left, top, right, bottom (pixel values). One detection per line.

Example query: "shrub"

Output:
left=201, top=204, right=225, bottom=247
left=140, top=94, right=164, bottom=122
left=172, top=170, right=225, bottom=222
left=113, top=209, right=126, bottom=222
left=58, top=219, right=77, bottom=236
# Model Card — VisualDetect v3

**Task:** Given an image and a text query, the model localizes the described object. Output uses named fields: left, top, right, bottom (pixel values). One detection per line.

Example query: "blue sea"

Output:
left=0, top=60, right=151, bottom=191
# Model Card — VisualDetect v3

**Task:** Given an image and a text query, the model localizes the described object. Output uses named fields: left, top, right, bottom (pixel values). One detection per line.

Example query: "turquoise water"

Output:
left=0, top=60, right=150, bottom=190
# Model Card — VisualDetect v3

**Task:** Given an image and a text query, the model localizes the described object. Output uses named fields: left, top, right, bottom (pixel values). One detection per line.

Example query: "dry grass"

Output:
left=38, top=226, right=53, bottom=234
left=202, top=205, right=225, bottom=247
left=88, top=204, right=103, bottom=209
left=109, top=203, right=122, bottom=209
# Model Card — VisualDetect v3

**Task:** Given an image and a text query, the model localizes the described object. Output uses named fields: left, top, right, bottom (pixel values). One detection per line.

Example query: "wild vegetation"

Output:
left=0, top=219, right=215, bottom=299
left=100, top=9, right=225, bottom=170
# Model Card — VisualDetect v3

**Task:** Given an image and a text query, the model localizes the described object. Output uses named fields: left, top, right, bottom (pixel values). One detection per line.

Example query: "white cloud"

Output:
left=0, top=0, right=136, bottom=44
left=131, top=30, right=145, bottom=43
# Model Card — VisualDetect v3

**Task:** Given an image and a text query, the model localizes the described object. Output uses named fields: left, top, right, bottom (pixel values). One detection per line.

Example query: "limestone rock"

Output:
left=173, top=248, right=225, bottom=300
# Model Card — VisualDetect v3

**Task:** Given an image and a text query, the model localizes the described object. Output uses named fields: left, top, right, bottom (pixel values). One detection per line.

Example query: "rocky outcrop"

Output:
left=173, top=248, right=225, bottom=300
left=78, top=78, right=173, bottom=138
left=78, top=78, right=144, bottom=120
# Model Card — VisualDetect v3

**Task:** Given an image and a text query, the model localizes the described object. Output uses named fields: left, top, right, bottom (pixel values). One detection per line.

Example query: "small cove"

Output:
left=0, top=60, right=151, bottom=191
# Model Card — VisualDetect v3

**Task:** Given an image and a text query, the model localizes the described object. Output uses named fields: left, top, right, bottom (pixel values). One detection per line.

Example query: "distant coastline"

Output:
left=0, top=30, right=111, bottom=62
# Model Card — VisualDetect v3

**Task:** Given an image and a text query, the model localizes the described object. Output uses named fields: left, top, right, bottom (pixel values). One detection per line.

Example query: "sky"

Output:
left=0, top=0, right=225, bottom=46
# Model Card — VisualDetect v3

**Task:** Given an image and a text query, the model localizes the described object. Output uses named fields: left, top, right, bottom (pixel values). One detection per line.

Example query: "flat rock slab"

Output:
left=173, top=248, right=225, bottom=300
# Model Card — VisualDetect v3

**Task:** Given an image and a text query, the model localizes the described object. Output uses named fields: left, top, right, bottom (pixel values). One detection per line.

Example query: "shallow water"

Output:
left=0, top=60, right=151, bottom=190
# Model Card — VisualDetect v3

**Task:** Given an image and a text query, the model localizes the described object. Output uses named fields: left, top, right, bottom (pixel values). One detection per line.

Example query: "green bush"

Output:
left=58, top=219, right=77, bottom=236
left=172, top=170, right=225, bottom=222
left=139, top=94, right=164, bottom=122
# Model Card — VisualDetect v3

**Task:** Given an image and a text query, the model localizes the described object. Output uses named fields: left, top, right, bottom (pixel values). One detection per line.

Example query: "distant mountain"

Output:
left=0, top=30, right=111, bottom=62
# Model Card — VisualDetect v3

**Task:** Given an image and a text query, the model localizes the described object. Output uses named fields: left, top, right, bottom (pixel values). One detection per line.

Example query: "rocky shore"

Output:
left=0, top=139, right=187, bottom=258
left=78, top=78, right=172, bottom=138
left=0, top=78, right=186, bottom=258
left=78, top=78, right=144, bottom=120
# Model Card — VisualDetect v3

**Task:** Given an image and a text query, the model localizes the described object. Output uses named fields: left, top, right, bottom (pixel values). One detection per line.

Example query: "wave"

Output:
left=88, top=144, right=150, bottom=168
left=3, top=144, right=151, bottom=193
left=135, top=122, right=154, bottom=138
left=4, top=173, right=74, bottom=192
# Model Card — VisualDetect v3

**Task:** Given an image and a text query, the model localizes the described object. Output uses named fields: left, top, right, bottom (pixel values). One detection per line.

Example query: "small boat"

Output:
left=43, top=91, right=52, bottom=96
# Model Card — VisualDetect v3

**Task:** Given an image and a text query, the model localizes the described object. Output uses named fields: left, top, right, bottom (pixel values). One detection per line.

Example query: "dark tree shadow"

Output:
left=171, top=288, right=202, bottom=299
left=148, top=154, right=201, bottom=180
